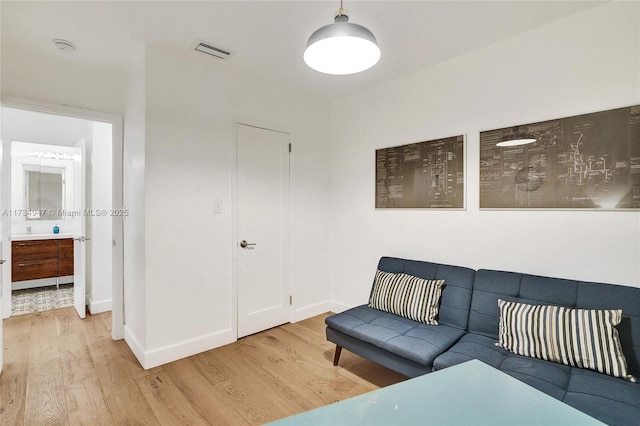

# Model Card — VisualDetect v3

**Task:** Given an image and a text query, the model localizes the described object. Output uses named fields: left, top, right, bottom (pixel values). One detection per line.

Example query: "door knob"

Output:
left=0, top=259, right=5, bottom=264
left=240, top=240, right=256, bottom=248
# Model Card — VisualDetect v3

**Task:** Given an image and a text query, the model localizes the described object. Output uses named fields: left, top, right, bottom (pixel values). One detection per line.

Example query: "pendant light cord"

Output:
left=337, top=0, right=346, bottom=18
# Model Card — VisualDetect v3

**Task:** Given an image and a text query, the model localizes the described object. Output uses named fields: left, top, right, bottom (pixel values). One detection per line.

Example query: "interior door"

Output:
left=236, top=124, right=290, bottom=338
left=73, top=138, right=86, bottom=319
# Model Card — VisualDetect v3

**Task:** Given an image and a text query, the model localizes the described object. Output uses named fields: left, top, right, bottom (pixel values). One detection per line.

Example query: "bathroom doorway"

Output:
left=3, top=107, right=107, bottom=318
left=0, top=99, right=124, bottom=339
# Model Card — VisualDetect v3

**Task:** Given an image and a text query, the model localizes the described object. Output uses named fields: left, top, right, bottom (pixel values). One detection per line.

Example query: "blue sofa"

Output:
left=325, top=257, right=640, bottom=425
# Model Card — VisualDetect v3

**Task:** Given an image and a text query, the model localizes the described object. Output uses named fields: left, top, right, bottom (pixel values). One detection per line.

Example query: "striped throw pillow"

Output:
left=369, top=270, right=444, bottom=325
left=497, top=299, right=635, bottom=381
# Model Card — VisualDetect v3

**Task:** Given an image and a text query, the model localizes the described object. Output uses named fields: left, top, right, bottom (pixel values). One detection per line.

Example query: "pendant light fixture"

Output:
left=496, top=126, right=537, bottom=147
left=304, top=0, right=380, bottom=75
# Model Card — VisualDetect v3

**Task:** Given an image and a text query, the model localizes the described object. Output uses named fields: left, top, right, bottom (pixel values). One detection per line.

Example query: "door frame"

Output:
left=232, top=119, right=294, bottom=338
left=1, top=96, right=125, bottom=340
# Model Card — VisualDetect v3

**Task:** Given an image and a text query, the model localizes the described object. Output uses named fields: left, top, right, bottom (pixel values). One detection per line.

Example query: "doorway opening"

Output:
left=0, top=99, right=124, bottom=339
left=3, top=108, right=110, bottom=318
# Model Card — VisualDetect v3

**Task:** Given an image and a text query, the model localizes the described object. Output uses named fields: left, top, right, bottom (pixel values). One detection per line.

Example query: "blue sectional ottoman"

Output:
left=325, top=258, right=640, bottom=425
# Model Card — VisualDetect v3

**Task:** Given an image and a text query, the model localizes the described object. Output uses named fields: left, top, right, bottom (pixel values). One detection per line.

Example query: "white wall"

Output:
left=328, top=1, right=640, bottom=308
left=138, top=45, right=331, bottom=368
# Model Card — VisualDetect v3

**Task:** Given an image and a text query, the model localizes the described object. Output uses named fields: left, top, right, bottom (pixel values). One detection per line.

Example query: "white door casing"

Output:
left=73, top=138, right=86, bottom=319
left=0, top=132, right=4, bottom=372
left=1, top=110, right=10, bottom=321
left=0, top=247, right=3, bottom=375
left=236, top=123, right=290, bottom=338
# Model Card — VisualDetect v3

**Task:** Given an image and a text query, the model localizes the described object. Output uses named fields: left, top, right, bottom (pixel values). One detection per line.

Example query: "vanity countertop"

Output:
left=11, top=233, right=77, bottom=241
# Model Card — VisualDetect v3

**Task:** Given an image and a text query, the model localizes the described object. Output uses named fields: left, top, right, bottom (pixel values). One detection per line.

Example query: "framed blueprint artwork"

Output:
left=480, top=105, right=640, bottom=209
left=376, top=135, right=465, bottom=209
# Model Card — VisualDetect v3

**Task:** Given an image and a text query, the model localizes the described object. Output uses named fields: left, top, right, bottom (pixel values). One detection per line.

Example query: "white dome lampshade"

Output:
left=496, top=126, right=537, bottom=147
left=304, top=7, right=380, bottom=75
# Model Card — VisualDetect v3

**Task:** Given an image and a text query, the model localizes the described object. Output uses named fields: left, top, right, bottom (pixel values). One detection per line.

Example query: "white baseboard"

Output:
left=123, top=301, right=354, bottom=370
left=329, top=300, right=353, bottom=314
left=292, top=300, right=334, bottom=323
left=87, top=296, right=112, bottom=314
left=291, top=300, right=355, bottom=323
left=126, top=327, right=237, bottom=370
left=124, top=326, right=147, bottom=368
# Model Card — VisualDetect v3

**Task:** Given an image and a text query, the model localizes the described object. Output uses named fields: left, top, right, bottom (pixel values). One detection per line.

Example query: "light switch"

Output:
left=214, top=199, right=223, bottom=214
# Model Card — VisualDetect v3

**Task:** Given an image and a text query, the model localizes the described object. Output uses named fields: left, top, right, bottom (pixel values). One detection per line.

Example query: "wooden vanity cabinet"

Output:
left=12, top=238, right=74, bottom=282
left=57, top=239, right=74, bottom=277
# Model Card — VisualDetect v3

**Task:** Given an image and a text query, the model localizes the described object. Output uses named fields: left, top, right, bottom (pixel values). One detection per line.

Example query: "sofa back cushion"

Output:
left=375, top=257, right=475, bottom=330
left=469, top=269, right=640, bottom=377
left=369, top=270, right=444, bottom=325
left=497, top=299, right=634, bottom=380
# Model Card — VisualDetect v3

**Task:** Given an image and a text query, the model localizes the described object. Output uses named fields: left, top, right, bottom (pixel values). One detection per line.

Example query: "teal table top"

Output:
left=269, top=359, right=604, bottom=425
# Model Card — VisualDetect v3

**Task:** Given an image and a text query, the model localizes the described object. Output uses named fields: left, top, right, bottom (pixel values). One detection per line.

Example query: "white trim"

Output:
left=288, top=130, right=296, bottom=323
left=1, top=96, right=125, bottom=340
left=1, top=96, right=120, bottom=123
left=292, top=300, right=334, bottom=323
left=87, top=295, right=112, bottom=314
left=124, top=325, right=147, bottom=368
left=330, top=300, right=354, bottom=314
left=140, top=328, right=236, bottom=370
left=230, top=122, right=239, bottom=339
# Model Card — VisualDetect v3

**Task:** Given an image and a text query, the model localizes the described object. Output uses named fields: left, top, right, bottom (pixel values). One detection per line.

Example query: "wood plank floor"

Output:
left=1, top=308, right=406, bottom=425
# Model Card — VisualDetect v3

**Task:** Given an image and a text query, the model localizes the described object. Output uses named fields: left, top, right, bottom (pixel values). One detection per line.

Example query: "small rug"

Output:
left=11, top=283, right=74, bottom=316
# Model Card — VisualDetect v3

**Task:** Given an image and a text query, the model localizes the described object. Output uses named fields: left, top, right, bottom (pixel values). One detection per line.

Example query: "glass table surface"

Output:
left=269, top=359, right=604, bottom=425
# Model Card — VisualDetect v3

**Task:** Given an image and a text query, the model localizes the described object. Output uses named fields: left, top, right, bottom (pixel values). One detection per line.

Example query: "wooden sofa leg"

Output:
left=333, top=345, right=343, bottom=366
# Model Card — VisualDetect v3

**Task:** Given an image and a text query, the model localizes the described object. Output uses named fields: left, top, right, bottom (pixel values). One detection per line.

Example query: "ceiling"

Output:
left=1, top=1, right=604, bottom=101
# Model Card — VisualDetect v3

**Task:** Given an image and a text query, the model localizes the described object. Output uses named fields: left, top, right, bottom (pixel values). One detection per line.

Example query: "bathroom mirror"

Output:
left=11, top=141, right=76, bottom=224
left=26, top=169, right=64, bottom=220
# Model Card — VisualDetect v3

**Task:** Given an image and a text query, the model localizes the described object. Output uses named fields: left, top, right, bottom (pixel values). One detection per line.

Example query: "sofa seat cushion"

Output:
left=499, top=353, right=571, bottom=400
left=434, top=333, right=640, bottom=424
left=325, top=305, right=465, bottom=367
left=433, top=333, right=571, bottom=400
left=563, top=367, right=640, bottom=425
left=432, top=333, right=508, bottom=369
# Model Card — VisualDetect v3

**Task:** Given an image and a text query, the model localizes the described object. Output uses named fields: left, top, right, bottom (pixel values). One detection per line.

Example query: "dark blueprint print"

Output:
left=480, top=105, right=640, bottom=209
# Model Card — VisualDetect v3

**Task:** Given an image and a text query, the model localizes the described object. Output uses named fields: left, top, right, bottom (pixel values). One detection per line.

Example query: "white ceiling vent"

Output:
left=194, top=40, right=232, bottom=60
